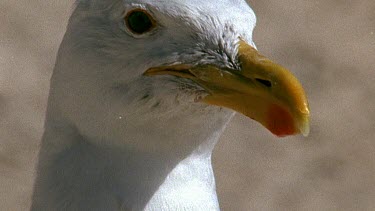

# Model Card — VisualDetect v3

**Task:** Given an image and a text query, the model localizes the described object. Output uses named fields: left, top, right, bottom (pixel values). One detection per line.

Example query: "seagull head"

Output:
left=50, top=0, right=309, bottom=150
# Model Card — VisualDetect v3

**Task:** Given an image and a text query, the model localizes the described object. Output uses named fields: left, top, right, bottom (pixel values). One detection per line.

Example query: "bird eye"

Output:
left=125, top=9, right=155, bottom=35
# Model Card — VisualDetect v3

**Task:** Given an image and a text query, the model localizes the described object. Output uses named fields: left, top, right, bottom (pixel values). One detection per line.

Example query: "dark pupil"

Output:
left=127, top=11, right=152, bottom=34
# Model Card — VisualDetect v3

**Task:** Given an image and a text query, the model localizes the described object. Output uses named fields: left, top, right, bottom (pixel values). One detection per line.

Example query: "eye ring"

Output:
left=124, top=9, right=156, bottom=36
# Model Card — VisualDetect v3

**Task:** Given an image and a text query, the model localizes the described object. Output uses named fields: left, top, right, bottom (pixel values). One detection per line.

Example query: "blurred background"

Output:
left=1, top=0, right=374, bottom=210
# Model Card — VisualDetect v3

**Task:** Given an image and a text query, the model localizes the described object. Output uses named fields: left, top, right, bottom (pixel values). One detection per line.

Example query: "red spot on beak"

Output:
left=266, top=104, right=296, bottom=137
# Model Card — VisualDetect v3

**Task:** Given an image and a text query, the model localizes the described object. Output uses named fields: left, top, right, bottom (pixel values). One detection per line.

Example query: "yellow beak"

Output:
left=144, top=41, right=310, bottom=137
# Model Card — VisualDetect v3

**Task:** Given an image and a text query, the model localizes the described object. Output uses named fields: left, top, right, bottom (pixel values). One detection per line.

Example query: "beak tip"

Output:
left=301, top=127, right=310, bottom=137
left=299, top=119, right=310, bottom=137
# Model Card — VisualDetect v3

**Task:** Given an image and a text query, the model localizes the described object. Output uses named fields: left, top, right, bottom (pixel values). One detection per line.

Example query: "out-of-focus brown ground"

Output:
left=1, top=0, right=374, bottom=210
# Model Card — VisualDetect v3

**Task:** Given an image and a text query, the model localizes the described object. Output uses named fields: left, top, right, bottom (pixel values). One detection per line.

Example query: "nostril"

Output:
left=255, top=78, right=272, bottom=88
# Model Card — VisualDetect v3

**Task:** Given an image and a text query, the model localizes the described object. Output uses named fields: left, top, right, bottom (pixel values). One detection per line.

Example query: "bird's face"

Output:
left=51, top=0, right=309, bottom=149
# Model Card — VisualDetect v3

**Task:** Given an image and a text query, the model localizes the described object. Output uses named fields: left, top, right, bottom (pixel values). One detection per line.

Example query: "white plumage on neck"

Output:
left=32, top=105, right=234, bottom=210
left=145, top=148, right=221, bottom=211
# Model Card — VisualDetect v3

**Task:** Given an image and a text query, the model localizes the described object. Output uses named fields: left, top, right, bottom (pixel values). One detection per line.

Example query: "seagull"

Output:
left=31, top=0, right=309, bottom=210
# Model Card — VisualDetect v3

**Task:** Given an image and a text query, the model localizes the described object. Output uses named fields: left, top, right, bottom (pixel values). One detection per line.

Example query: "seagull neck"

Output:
left=32, top=118, right=225, bottom=210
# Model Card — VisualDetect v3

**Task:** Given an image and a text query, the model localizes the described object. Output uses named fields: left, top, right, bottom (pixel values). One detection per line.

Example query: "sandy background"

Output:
left=1, top=0, right=375, bottom=210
